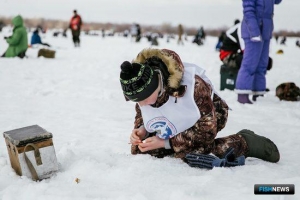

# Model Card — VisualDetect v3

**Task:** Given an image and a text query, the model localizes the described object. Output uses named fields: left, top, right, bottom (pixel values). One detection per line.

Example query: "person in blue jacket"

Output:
left=31, top=29, right=50, bottom=47
left=235, top=0, right=282, bottom=104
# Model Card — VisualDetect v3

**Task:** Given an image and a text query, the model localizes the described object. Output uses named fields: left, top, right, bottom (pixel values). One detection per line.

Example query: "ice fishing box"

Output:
left=3, top=125, right=58, bottom=181
left=220, top=64, right=239, bottom=91
left=38, top=49, right=56, bottom=58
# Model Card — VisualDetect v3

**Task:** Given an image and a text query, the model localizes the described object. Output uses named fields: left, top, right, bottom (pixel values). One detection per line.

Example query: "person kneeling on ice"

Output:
left=30, top=29, right=51, bottom=47
left=119, top=48, right=280, bottom=169
left=1, top=15, right=28, bottom=58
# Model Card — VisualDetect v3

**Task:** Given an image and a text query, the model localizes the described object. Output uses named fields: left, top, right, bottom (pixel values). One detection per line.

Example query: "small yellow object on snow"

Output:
left=276, top=49, right=284, bottom=54
left=75, top=178, right=80, bottom=184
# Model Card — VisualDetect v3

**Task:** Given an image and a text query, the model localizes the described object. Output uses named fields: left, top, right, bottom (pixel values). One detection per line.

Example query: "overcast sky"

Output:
left=0, top=0, right=298, bottom=31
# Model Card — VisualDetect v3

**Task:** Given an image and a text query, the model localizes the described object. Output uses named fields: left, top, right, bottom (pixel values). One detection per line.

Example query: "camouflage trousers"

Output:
left=131, top=130, right=249, bottom=159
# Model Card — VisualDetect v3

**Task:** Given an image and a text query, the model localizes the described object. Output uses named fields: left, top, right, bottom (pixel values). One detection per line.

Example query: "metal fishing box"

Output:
left=3, top=125, right=58, bottom=181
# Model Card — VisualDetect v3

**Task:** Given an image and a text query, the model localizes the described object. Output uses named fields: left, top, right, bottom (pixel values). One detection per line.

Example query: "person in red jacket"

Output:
left=69, top=10, right=82, bottom=47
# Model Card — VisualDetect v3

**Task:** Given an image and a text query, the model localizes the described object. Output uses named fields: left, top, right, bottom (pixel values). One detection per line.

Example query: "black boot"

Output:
left=237, top=129, right=280, bottom=163
left=252, top=94, right=263, bottom=101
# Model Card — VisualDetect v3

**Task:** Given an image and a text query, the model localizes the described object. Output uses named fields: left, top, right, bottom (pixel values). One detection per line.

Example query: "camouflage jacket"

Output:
left=132, top=49, right=229, bottom=158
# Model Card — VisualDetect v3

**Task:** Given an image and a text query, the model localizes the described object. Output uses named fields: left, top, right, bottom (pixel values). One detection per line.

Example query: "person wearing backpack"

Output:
left=119, top=48, right=280, bottom=168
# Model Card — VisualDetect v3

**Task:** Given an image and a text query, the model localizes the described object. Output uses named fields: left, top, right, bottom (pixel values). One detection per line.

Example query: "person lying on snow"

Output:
left=119, top=48, right=280, bottom=169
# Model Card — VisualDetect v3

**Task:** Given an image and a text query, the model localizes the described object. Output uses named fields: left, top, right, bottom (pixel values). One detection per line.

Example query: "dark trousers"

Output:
left=72, top=30, right=81, bottom=46
left=17, top=51, right=26, bottom=58
left=72, top=35, right=80, bottom=45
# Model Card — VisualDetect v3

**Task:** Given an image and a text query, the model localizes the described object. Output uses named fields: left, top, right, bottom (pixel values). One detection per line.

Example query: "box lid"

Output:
left=3, top=125, right=52, bottom=147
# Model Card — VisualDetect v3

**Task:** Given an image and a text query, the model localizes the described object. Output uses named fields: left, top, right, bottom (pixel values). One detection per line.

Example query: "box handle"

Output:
left=24, top=143, right=43, bottom=181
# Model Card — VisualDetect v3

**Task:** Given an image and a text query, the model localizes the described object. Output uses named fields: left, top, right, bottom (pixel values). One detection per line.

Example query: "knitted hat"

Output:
left=120, top=61, right=158, bottom=102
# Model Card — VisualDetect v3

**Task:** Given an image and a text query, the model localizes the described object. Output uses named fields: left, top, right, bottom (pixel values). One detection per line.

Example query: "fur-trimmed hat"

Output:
left=120, top=61, right=158, bottom=102
left=132, top=48, right=184, bottom=89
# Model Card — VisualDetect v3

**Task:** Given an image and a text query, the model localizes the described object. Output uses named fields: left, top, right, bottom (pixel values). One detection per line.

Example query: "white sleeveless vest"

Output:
left=140, top=63, right=216, bottom=139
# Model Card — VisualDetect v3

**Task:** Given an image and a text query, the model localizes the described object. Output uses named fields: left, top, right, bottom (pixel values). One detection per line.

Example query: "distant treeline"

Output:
left=1, top=16, right=299, bottom=37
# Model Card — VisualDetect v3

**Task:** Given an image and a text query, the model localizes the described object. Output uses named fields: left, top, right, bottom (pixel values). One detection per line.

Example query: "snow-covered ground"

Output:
left=0, top=30, right=299, bottom=200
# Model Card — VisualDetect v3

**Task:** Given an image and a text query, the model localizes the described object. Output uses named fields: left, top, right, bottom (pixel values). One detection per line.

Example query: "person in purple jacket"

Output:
left=235, top=0, right=282, bottom=104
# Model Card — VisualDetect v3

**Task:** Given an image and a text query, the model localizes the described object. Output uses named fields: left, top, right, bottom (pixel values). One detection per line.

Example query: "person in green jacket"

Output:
left=1, top=15, right=28, bottom=58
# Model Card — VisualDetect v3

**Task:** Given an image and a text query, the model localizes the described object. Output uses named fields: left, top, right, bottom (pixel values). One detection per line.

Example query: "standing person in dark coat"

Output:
left=274, top=34, right=279, bottom=43
left=69, top=10, right=82, bottom=47
left=136, top=24, right=141, bottom=42
left=235, top=0, right=282, bottom=104
left=296, top=40, right=300, bottom=48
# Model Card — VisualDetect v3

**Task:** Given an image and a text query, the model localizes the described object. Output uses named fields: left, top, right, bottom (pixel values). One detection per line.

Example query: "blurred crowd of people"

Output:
left=1, top=2, right=298, bottom=104
left=2, top=6, right=297, bottom=61
left=0, top=10, right=83, bottom=58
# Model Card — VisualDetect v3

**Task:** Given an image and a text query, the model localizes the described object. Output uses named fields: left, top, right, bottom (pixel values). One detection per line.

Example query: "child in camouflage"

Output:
left=119, top=48, right=280, bottom=168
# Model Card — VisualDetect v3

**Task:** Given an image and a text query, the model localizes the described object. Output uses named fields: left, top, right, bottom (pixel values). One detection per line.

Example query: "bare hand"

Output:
left=130, top=127, right=146, bottom=145
left=138, top=136, right=165, bottom=152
